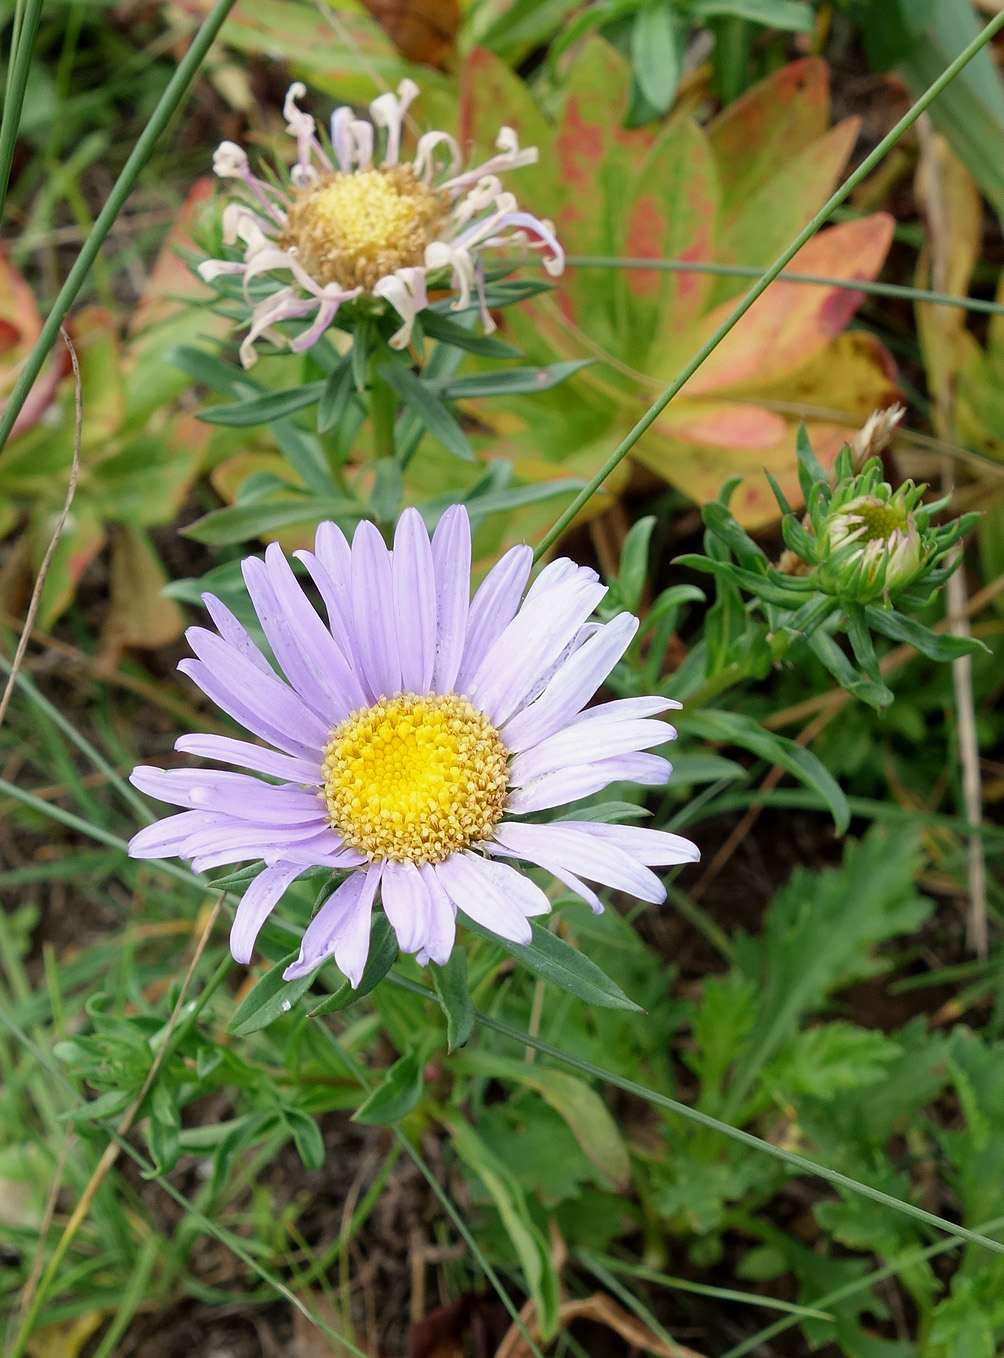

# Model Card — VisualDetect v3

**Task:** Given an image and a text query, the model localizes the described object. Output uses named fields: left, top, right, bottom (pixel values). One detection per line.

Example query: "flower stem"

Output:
left=368, top=359, right=397, bottom=463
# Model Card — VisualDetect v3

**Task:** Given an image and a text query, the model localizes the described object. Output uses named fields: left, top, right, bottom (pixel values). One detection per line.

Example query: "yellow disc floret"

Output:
left=281, top=165, right=445, bottom=291
left=853, top=499, right=906, bottom=542
left=321, top=692, right=509, bottom=865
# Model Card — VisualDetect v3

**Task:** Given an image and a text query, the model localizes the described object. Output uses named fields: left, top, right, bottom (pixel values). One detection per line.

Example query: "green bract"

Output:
left=789, top=449, right=971, bottom=606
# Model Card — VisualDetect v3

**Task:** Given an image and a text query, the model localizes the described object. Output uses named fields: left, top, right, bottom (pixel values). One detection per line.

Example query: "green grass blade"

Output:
left=0, top=0, right=44, bottom=218
left=0, top=0, right=239, bottom=455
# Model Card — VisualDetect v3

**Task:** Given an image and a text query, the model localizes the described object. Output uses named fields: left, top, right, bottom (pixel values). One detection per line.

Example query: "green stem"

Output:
left=368, top=361, right=397, bottom=462
left=0, top=0, right=239, bottom=456
left=533, top=6, right=1004, bottom=563
left=0, top=0, right=44, bottom=220
left=566, top=254, right=1004, bottom=318
left=387, top=973, right=1004, bottom=1262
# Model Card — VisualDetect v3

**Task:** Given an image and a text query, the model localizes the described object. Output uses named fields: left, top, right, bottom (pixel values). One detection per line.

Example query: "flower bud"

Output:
left=818, top=491, right=924, bottom=601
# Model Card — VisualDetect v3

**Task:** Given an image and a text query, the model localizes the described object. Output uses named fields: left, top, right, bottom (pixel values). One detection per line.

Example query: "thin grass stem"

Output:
left=533, top=6, right=1004, bottom=562
left=566, top=254, right=1004, bottom=317
left=0, top=0, right=44, bottom=218
left=0, top=0, right=239, bottom=455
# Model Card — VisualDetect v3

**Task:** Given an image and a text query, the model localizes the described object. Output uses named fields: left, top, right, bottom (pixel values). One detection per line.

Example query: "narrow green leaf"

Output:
left=379, top=364, right=473, bottom=460
left=228, top=951, right=317, bottom=1037
left=617, top=516, right=655, bottom=614
left=445, top=1115, right=560, bottom=1340
left=795, top=422, right=829, bottom=502
left=70, top=1088, right=133, bottom=1124
left=477, top=279, right=554, bottom=306
left=674, top=555, right=810, bottom=608
left=208, top=862, right=266, bottom=893
left=270, top=420, right=339, bottom=497
left=196, top=382, right=326, bottom=426
left=682, top=709, right=850, bottom=833
left=283, top=1108, right=325, bottom=1170
left=168, top=344, right=256, bottom=398
left=865, top=606, right=986, bottom=661
left=431, top=950, right=475, bottom=1052
left=317, top=359, right=355, bottom=433
left=352, top=317, right=371, bottom=393
left=701, top=502, right=769, bottom=572
left=631, top=2, right=680, bottom=114
left=440, top=359, right=593, bottom=400
left=805, top=630, right=891, bottom=710
left=690, top=0, right=812, bottom=31
left=420, top=310, right=522, bottom=357
left=457, top=914, right=643, bottom=1012
left=183, top=496, right=363, bottom=546
left=353, top=1047, right=423, bottom=1125
left=308, top=916, right=399, bottom=1016
left=461, top=1051, right=631, bottom=1189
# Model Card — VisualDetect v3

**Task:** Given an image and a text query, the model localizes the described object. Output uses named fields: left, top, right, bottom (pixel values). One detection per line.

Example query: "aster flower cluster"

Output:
left=199, top=79, right=564, bottom=367
left=129, top=507, right=698, bottom=987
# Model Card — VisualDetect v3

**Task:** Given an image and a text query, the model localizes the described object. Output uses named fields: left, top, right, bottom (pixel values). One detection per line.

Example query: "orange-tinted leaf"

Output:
left=554, top=39, right=655, bottom=234
left=915, top=134, right=983, bottom=405
left=176, top=0, right=449, bottom=110
left=458, top=47, right=557, bottom=210
left=634, top=418, right=852, bottom=530
left=0, top=241, right=42, bottom=369
left=70, top=308, right=124, bottom=449
left=32, top=505, right=107, bottom=630
left=129, top=178, right=217, bottom=342
left=752, top=329, right=900, bottom=423
left=629, top=119, right=719, bottom=357
left=678, top=213, right=895, bottom=395
left=707, top=57, right=831, bottom=224
left=711, top=117, right=861, bottom=306
left=0, top=319, right=20, bottom=355
left=359, top=0, right=458, bottom=67
left=656, top=400, right=787, bottom=449
left=99, top=525, right=185, bottom=661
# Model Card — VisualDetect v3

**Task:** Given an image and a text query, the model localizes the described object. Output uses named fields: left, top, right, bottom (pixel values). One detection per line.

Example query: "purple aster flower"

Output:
left=128, top=508, right=698, bottom=986
left=199, top=79, right=564, bottom=367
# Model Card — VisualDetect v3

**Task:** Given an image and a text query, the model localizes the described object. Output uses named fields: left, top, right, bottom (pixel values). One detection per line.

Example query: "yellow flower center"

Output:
left=281, top=165, right=445, bottom=291
left=854, top=500, right=906, bottom=543
left=321, top=692, right=509, bottom=865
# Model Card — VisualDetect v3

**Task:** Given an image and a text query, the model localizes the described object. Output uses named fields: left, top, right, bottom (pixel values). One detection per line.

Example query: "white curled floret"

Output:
left=213, top=141, right=250, bottom=178
left=370, top=78, right=420, bottom=167
left=442, top=128, right=539, bottom=194
left=330, top=106, right=356, bottom=173
left=220, top=202, right=270, bottom=251
left=414, top=131, right=462, bottom=183
left=373, top=267, right=429, bottom=349
left=350, top=119, right=374, bottom=171
left=425, top=240, right=476, bottom=315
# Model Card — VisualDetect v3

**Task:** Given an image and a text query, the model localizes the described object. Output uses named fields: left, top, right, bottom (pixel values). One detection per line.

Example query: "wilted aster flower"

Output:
left=128, top=507, right=698, bottom=985
left=199, top=79, right=564, bottom=367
